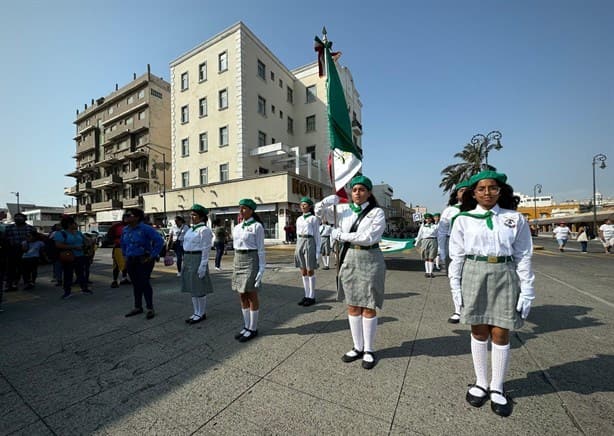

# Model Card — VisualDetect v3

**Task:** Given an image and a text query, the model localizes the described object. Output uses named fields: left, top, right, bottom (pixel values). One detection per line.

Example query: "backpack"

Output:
left=82, top=234, right=95, bottom=257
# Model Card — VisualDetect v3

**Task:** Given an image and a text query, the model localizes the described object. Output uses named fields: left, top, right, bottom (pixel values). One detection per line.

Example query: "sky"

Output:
left=1, top=0, right=613, bottom=213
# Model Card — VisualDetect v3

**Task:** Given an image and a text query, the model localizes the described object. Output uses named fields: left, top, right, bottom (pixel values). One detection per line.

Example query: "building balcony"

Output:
left=122, top=196, right=143, bottom=208
left=64, top=186, right=78, bottom=196
left=103, top=118, right=148, bottom=145
left=64, top=206, right=77, bottom=215
left=124, top=168, right=150, bottom=184
left=76, top=131, right=97, bottom=154
left=352, top=119, right=363, bottom=135
left=90, top=200, right=123, bottom=212
left=91, top=174, right=123, bottom=189
left=78, top=181, right=95, bottom=193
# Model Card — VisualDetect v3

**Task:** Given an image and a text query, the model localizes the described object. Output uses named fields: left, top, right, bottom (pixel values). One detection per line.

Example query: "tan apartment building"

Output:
left=65, top=66, right=171, bottom=228
left=143, top=22, right=363, bottom=239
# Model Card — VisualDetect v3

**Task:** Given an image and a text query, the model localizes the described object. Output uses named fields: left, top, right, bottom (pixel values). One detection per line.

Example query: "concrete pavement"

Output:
left=1, top=242, right=613, bottom=435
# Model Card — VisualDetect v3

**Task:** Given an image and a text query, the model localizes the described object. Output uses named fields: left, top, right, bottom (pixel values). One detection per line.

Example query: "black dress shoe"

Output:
left=238, top=329, right=258, bottom=342
left=297, top=297, right=307, bottom=306
left=186, top=315, right=197, bottom=323
left=145, top=309, right=155, bottom=319
left=188, top=315, right=206, bottom=324
left=424, top=273, right=430, bottom=278
left=302, top=298, right=316, bottom=307
left=341, top=348, right=363, bottom=363
left=490, top=390, right=513, bottom=417
left=466, top=384, right=489, bottom=408
left=125, top=308, right=144, bottom=317
left=447, top=313, right=461, bottom=324
left=234, top=328, right=247, bottom=340
left=361, top=351, right=376, bottom=369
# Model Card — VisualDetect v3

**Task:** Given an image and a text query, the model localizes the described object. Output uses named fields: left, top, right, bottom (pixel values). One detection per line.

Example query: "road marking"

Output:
left=537, top=270, right=614, bottom=309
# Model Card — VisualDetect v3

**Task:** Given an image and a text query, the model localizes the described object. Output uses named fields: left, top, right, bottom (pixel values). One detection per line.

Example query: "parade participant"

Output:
left=108, top=215, right=130, bottom=288
left=54, top=216, right=92, bottom=299
left=437, top=180, right=470, bottom=323
left=449, top=170, right=534, bottom=417
left=433, top=213, right=442, bottom=270
left=315, top=175, right=386, bottom=370
left=121, top=208, right=164, bottom=320
left=181, top=205, right=214, bottom=324
left=232, top=199, right=265, bottom=342
left=553, top=222, right=571, bottom=252
left=415, top=213, right=438, bottom=278
left=598, top=218, right=614, bottom=254
left=294, top=197, right=321, bottom=306
left=319, top=220, right=333, bottom=270
left=168, top=216, right=189, bottom=277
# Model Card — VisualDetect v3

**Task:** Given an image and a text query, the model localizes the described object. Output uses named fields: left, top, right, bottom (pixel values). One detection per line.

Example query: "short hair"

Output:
left=60, top=216, right=76, bottom=229
left=125, top=208, right=145, bottom=222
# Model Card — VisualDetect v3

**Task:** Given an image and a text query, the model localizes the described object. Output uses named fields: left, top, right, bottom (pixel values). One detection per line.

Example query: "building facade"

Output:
left=143, top=22, right=363, bottom=240
left=65, top=66, right=171, bottom=228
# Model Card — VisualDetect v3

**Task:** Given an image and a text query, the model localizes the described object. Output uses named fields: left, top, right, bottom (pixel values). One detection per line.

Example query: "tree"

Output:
left=439, top=141, right=501, bottom=193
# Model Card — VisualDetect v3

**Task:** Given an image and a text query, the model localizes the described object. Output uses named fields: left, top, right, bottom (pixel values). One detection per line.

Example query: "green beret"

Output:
left=300, top=196, right=313, bottom=205
left=190, top=204, right=209, bottom=215
left=239, top=198, right=257, bottom=210
left=424, top=213, right=434, bottom=219
left=433, top=213, right=441, bottom=217
left=455, top=180, right=471, bottom=190
left=468, top=170, right=507, bottom=186
left=349, top=175, right=373, bottom=191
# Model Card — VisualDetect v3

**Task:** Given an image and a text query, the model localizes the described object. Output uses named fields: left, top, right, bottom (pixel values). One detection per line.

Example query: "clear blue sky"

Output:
left=1, top=0, right=612, bottom=213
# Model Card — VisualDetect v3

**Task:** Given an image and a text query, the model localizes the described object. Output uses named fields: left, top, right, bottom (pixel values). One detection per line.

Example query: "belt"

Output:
left=425, top=237, right=436, bottom=239
left=466, top=255, right=513, bottom=263
left=298, top=235, right=313, bottom=238
left=184, top=250, right=202, bottom=254
left=235, top=249, right=257, bottom=253
left=349, top=243, right=379, bottom=250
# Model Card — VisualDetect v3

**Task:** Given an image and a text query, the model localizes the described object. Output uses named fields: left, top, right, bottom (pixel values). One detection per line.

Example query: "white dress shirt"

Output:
left=296, top=214, right=321, bottom=255
left=437, top=205, right=461, bottom=259
left=448, top=204, right=534, bottom=294
left=170, top=224, right=189, bottom=243
left=553, top=226, right=571, bottom=240
left=415, top=223, right=438, bottom=247
left=182, top=224, right=213, bottom=265
left=319, top=223, right=333, bottom=237
left=232, top=218, right=266, bottom=274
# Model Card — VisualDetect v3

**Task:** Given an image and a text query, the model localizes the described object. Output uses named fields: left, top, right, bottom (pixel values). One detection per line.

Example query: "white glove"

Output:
left=321, top=194, right=340, bottom=206
left=516, top=293, right=534, bottom=319
left=451, top=289, right=463, bottom=309
left=254, top=271, right=263, bottom=288
left=197, top=263, right=208, bottom=279
left=331, top=228, right=343, bottom=241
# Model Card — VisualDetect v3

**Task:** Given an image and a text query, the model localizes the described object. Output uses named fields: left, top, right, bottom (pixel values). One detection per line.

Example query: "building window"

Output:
left=199, top=168, right=208, bottom=185
left=218, top=51, right=228, bottom=72
left=181, top=105, right=189, bottom=123
left=257, top=96, right=266, bottom=116
left=270, top=71, right=275, bottom=81
left=287, top=117, right=294, bottom=134
left=279, top=79, right=283, bottom=88
left=108, top=106, right=114, bottom=115
left=257, top=60, right=266, bottom=80
left=271, top=105, right=276, bottom=114
left=138, top=89, right=145, bottom=99
left=287, top=87, right=293, bottom=104
left=306, top=115, right=316, bottom=132
left=199, top=132, right=208, bottom=153
left=181, top=138, right=189, bottom=157
left=306, top=85, right=316, bottom=103
left=306, top=145, right=316, bottom=160
left=181, top=171, right=189, bottom=187
left=219, top=126, right=229, bottom=147
left=199, top=97, right=207, bottom=117
left=271, top=137, right=276, bottom=144
left=181, top=72, right=189, bottom=91
left=258, top=131, right=266, bottom=147
left=127, top=95, right=134, bottom=104
left=125, top=116, right=133, bottom=126
left=220, top=163, right=229, bottom=182
left=219, top=89, right=228, bottom=109
left=150, top=89, right=163, bottom=99
left=279, top=110, right=283, bottom=119
left=198, top=61, right=207, bottom=82
left=138, top=110, right=146, bottom=120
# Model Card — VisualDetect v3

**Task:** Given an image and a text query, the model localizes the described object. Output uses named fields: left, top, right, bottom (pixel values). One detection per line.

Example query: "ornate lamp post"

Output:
left=533, top=183, right=542, bottom=229
left=592, top=153, right=607, bottom=238
left=471, top=131, right=503, bottom=170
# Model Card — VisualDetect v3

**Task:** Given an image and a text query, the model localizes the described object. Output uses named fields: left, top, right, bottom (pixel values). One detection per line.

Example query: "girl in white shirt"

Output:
left=414, top=213, right=438, bottom=278
left=449, top=170, right=535, bottom=417
left=294, top=197, right=321, bottom=306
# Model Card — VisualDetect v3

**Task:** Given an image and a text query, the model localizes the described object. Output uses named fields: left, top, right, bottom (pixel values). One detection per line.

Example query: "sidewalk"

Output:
left=1, top=248, right=612, bottom=434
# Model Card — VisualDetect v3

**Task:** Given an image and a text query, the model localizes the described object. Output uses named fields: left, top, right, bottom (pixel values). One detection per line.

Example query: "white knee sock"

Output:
left=470, top=335, right=489, bottom=397
left=249, top=310, right=259, bottom=331
left=424, top=261, right=429, bottom=273
left=435, top=256, right=440, bottom=268
left=197, top=296, right=207, bottom=317
left=490, top=342, right=511, bottom=404
left=307, top=276, right=316, bottom=299
left=302, top=275, right=309, bottom=298
left=191, top=297, right=199, bottom=318
left=323, top=255, right=329, bottom=267
left=348, top=314, right=363, bottom=351
left=453, top=298, right=462, bottom=315
left=362, top=316, right=378, bottom=353
left=241, top=307, right=250, bottom=329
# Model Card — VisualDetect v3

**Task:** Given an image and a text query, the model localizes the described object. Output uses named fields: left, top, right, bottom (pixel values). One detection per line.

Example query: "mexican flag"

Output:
left=315, top=36, right=362, bottom=196
left=379, top=237, right=416, bottom=253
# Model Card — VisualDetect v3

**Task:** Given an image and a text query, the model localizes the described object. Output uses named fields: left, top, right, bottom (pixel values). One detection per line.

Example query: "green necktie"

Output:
left=242, top=218, right=255, bottom=228
left=349, top=203, right=361, bottom=213
left=303, top=213, right=312, bottom=219
left=191, top=223, right=205, bottom=231
left=458, top=210, right=494, bottom=230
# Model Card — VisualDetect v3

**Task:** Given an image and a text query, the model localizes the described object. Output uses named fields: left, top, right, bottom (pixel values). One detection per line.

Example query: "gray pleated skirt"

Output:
left=295, top=237, right=318, bottom=270
left=460, top=258, right=523, bottom=330
left=180, top=253, right=214, bottom=297
left=420, top=238, right=438, bottom=260
left=338, top=247, right=386, bottom=310
left=232, top=251, right=260, bottom=293
left=320, top=236, right=331, bottom=255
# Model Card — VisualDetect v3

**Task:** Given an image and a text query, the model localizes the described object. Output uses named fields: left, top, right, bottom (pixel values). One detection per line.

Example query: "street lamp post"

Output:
left=10, top=191, right=20, bottom=213
left=141, top=143, right=169, bottom=227
left=533, top=183, right=542, bottom=225
left=471, top=131, right=503, bottom=170
left=592, top=153, right=607, bottom=238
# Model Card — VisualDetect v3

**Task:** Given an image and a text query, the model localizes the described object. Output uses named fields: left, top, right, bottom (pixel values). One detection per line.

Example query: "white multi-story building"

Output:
left=143, top=22, right=364, bottom=240
left=516, top=192, right=554, bottom=208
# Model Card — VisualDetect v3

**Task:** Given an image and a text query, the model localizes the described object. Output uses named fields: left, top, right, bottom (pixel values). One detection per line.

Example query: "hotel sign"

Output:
left=291, top=178, right=324, bottom=200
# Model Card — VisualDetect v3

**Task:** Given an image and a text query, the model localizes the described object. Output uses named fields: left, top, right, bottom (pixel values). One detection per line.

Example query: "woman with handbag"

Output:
left=315, top=175, right=386, bottom=370
left=54, top=216, right=92, bottom=299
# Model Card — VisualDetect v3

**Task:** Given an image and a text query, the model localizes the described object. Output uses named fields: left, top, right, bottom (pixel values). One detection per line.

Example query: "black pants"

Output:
left=62, top=256, right=87, bottom=294
left=7, top=246, right=23, bottom=287
left=21, top=257, right=39, bottom=285
left=173, top=242, right=184, bottom=273
left=126, top=256, right=155, bottom=310
left=214, top=241, right=225, bottom=268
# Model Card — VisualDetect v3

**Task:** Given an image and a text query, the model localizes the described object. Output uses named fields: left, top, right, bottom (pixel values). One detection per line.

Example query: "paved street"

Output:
left=1, top=239, right=613, bottom=435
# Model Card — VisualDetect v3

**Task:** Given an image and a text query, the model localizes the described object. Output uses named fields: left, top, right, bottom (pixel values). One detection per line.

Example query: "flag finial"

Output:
left=322, top=26, right=328, bottom=42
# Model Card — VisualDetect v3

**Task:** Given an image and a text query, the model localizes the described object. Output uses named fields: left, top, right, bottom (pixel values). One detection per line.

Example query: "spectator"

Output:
left=54, top=216, right=92, bottom=299
left=4, top=213, right=35, bottom=290
left=82, top=233, right=97, bottom=284
left=599, top=218, right=614, bottom=254
left=121, top=208, right=164, bottom=320
left=21, top=231, right=45, bottom=290
left=212, top=218, right=227, bottom=271
left=168, top=216, right=189, bottom=277
left=47, top=224, right=62, bottom=286
left=576, top=226, right=589, bottom=253
left=107, top=215, right=131, bottom=288
left=553, top=222, right=571, bottom=252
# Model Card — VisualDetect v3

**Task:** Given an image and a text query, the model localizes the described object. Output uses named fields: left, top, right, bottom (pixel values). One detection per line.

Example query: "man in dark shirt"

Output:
left=4, top=213, right=34, bottom=290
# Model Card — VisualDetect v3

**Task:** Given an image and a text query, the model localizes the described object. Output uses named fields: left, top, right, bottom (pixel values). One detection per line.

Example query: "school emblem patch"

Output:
left=503, top=218, right=517, bottom=228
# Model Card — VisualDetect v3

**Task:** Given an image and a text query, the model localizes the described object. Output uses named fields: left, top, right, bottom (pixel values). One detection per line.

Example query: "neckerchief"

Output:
left=242, top=218, right=255, bottom=228
left=302, top=213, right=312, bottom=219
left=191, top=223, right=206, bottom=231
left=424, top=223, right=432, bottom=228
left=455, top=210, right=494, bottom=230
left=349, top=203, right=362, bottom=213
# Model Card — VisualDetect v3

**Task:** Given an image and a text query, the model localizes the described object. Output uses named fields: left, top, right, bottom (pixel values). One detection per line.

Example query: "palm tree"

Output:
left=439, top=140, right=501, bottom=193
